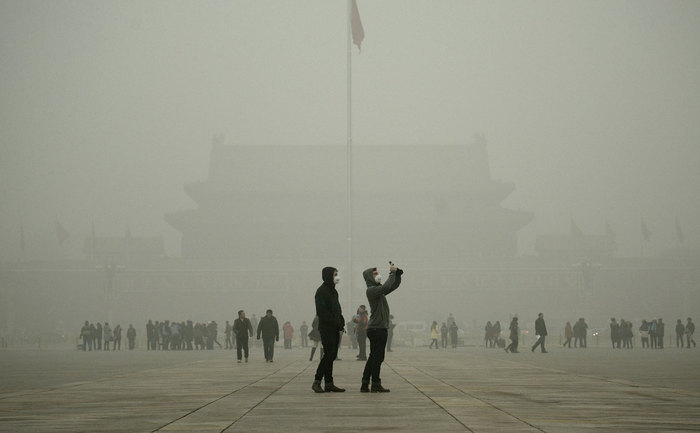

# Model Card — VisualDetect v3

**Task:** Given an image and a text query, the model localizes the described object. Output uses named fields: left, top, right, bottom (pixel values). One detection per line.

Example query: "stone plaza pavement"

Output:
left=0, top=346, right=698, bottom=433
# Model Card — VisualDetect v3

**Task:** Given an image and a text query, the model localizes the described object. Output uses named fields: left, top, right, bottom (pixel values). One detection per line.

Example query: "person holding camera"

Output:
left=361, top=263, right=403, bottom=393
left=312, top=267, right=346, bottom=393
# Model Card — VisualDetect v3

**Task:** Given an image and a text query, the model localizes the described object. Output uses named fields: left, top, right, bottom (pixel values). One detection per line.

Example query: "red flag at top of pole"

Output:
left=352, top=0, right=364, bottom=51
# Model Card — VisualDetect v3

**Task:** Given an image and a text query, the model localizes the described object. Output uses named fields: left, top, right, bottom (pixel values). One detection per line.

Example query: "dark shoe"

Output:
left=360, top=383, right=370, bottom=393
left=531, top=346, right=535, bottom=352
left=312, top=381, right=324, bottom=393
left=325, top=384, right=345, bottom=392
left=371, top=384, right=390, bottom=393
left=541, top=350, right=548, bottom=353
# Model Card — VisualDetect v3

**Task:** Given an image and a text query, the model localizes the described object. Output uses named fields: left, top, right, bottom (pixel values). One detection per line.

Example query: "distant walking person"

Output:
left=113, top=324, right=122, bottom=350
left=429, top=321, right=439, bottom=349
left=484, top=321, right=493, bottom=348
left=531, top=313, right=548, bottom=353
left=300, top=321, right=309, bottom=348
left=81, top=321, right=92, bottom=351
left=233, top=310, right=254, bottom=363
left=225, top=320, right=233, bottom=350
left=127, top=324, right=136, bottom=350
left=146, top=320, right=155, bottom=350
left=610, top=318, right=621, bottom=349
left=257, top=310, right=279, bottom=362
left=563, top=322, right=573, bottom=348
left=649, top=319, right=658, bottom=349
left=657, top=318, right=665, bottom=349
left=308, top=316, right=323, bottom=361
left=361, top=264, right=402, bottom=393
left=675, top=319, right=685, bottom=348
left=440, top=323, right=448, bottom=349
left=387, top=315, right=396, bottom=352
left=449, top=321, right=459, bottom=348
left=96, top=322, right=103, bottom=350
left=103, top=322, right=112, bottom=351
left=283, top=321, right=294, bottom=349
left=312, top=267, right=346, bottom=393
left=353, top=305, right=369, bottom=361
left=574, top=318, right=588, bottom=348
left=505, top=317, right=519, bottom=353
left=687, top=318, right=696, bottom=348
left=639, top=320, right=650, bottom=348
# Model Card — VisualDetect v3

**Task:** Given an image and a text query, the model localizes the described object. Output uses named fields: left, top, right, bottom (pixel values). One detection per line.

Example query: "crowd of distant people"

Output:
left=79, top=314, right=696, bottom=358
left=79, top=321, right=135, bottom=351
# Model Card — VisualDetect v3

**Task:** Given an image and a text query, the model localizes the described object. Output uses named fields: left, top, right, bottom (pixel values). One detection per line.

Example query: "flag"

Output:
left=351, top=0, right=364, bottom=51
left=55, top=220, right=70, bottom=245
left=570, top=218, right=583, bottom=237
left=641, top=218, right=651, bottom=242
left=20, top=224, right=26, bottom=253
left=675, top=216, right=684, bottom=244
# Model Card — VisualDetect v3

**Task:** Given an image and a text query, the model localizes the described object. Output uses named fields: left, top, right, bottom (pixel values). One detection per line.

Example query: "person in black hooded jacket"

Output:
left=312, top=267, right=346, bottom=393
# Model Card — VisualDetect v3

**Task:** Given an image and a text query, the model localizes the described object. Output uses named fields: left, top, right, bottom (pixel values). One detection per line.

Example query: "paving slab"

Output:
left=0, top=347, right=698, bottom=432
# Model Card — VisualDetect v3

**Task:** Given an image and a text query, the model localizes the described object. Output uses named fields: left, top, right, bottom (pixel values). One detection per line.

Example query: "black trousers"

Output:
left=357, top=331, right=367, bottom=358
left=315, top=328, right=340, bottom=383
left=505, top=338, right=518, bottom=352
left=532, top=335, right=546, bottom=352
left=362, top=328, right=388, bottom=385
left=263, top=337, right=275, bottom=360
left=236, top=336, right=249, bottom=360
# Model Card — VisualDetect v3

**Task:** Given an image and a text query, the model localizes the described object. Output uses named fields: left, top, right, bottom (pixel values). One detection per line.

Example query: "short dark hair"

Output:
left=266, top=309, right=273, bottom=314
left=238, top=310, right=244, bottom=316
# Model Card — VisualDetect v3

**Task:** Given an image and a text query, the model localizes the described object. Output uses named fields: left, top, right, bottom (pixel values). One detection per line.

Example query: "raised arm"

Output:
left=366, top=271, right=401, bottom=299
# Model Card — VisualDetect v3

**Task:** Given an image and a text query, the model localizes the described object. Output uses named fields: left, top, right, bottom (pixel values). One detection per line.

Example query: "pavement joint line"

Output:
left=402, top=361, right=549, bottom=433
left=0, top=356, right=225, bottom=402
left=482, top=352, right=700, bottom=398
left=219, top=360, right=314, bottom=433
left=150, top=359, right=299, bottom=432
left=383, top=361, right=476, bottom=433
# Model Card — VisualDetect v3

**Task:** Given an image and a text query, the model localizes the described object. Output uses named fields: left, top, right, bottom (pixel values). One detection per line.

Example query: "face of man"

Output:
left=266, top=311, right=272, bottom=317
left=372, top=269, right=378, bottom=279
left=240, top=312, right=246, bottom=319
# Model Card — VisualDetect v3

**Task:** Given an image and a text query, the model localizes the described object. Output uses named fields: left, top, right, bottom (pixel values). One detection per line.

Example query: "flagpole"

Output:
left=346, top=0, right=353, bottom=314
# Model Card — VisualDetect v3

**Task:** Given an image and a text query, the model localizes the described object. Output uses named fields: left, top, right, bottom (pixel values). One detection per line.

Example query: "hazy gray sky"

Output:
left=1, top=0, right=699, bottom=260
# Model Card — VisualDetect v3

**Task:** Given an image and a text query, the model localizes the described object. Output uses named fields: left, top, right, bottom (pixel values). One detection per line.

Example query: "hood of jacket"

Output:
left=322, top=266, right=337, bottom=287
left=363, top=267, right=379, bottom=287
